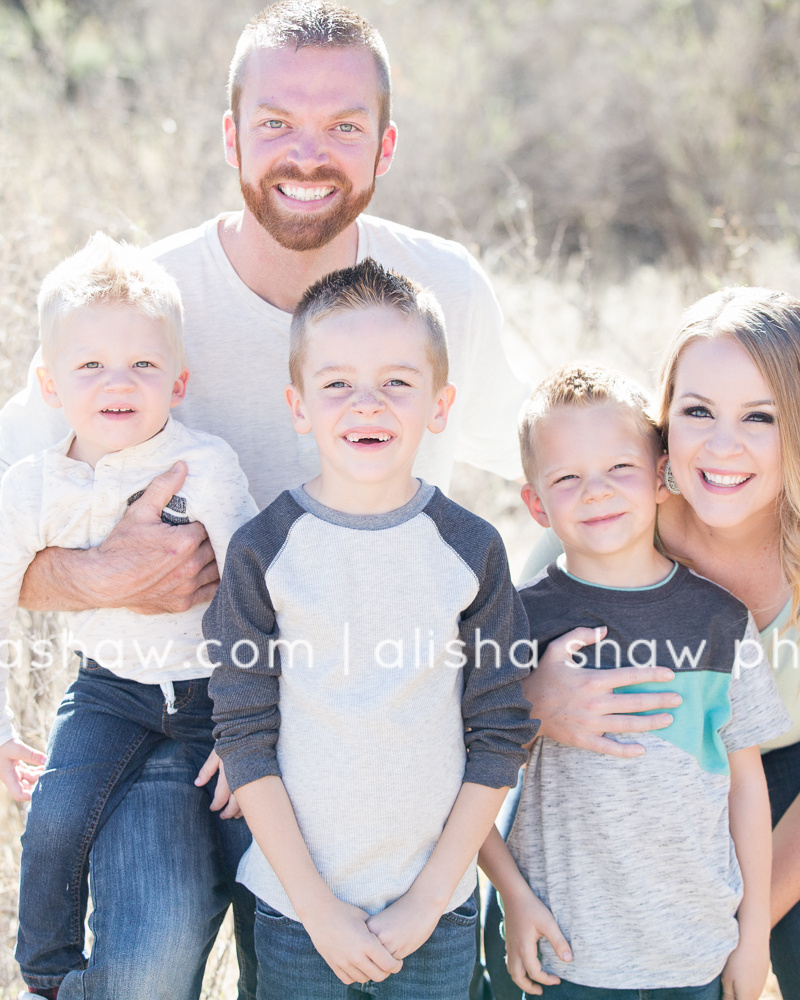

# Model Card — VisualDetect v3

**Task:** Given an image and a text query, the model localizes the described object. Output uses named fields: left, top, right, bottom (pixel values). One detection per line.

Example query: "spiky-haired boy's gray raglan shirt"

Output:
left=508, top=561, right=790, bottom=991
left=206, top=481, right=538, bottom=920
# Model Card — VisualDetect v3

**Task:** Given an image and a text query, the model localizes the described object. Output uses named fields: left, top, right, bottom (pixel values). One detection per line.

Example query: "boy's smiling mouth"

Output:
left=343, top=430, right=393, bottom=445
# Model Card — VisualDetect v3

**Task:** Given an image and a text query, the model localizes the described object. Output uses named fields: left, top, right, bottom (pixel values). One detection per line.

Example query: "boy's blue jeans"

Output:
left=253, top=894, right=478, bottom=999
left=16, top=661, right=257, bottom=998
left=530, top=979, right=721, bottom=999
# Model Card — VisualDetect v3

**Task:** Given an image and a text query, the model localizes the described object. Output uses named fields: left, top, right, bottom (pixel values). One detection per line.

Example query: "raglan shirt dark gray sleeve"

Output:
left=204, top=494, right=305, bottom=791
left=425, top=492, right=539, bottom=787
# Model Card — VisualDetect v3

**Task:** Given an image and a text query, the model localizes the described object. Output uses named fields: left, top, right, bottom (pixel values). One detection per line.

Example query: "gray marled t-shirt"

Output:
left=507, top=561, right=789, bottom=990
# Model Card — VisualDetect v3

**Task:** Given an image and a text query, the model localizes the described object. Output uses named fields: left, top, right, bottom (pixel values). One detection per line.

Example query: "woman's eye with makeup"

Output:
left=681, top=404, right=712, bottom=419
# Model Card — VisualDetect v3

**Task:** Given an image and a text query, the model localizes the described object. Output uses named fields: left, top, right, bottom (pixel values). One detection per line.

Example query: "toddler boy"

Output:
left=0, top=233, right=258, bottom=999
left=205, top=258, right=538, bottom=999
left=480, top=364, right=790, bottom=999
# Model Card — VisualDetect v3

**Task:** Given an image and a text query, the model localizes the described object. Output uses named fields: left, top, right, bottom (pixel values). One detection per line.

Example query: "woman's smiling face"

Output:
left=667, top=335, right=782, bottom=531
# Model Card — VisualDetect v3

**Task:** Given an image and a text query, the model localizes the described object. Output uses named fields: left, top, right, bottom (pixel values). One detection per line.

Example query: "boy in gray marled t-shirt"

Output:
left=205, top=260, right=538, bottom=999
left=480, top=365, right=789, bottom=999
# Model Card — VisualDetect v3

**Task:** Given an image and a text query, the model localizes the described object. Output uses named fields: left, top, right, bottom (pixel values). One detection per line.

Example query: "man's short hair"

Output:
left=38, top=232, right=185, bottom=370
left=519, top=363, right=661, bottom=485
left=289, top=257, right=448, bottom=389
left=229, top=1, right=392, bottom=135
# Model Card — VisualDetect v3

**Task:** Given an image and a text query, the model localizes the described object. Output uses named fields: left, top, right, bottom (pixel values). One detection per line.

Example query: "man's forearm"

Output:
left=19, top=546, right=104, bottom=612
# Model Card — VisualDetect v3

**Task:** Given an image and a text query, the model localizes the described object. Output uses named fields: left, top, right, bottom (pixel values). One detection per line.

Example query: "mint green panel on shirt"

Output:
left=614, top=672, right=732, bottom=775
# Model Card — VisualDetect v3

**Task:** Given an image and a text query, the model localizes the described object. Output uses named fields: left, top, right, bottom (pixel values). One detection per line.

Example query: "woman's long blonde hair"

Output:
left=657, top=286, right=800, bottom=625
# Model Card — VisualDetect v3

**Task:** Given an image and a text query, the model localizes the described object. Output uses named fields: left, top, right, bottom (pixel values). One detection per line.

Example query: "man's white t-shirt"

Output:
left=1, top=214, right=527, bottom=507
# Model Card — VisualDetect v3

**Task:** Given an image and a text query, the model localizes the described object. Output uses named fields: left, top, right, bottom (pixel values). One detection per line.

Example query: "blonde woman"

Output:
left=486, top=288, right=800, bottom=1000
left=656, top=286, right=800, bottom=995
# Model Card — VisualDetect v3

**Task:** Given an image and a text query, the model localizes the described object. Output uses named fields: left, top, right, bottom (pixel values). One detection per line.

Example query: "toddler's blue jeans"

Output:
left=15, top=661, right=257, bottom=998
left=254, top=893, right=478, bottom=999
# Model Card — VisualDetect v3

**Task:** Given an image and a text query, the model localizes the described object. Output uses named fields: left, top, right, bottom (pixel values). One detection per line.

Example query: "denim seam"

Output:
left=67, top=729, right=151, bottom=946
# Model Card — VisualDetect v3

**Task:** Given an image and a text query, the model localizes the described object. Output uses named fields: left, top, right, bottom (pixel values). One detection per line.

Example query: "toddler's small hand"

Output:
left=0, top=737, right=46, bottom=801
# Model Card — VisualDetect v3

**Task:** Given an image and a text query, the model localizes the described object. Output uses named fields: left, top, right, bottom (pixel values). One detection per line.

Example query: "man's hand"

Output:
left=525, top=627, right=682, bottom=757
left=0, top=737, right=46, bottom=800
left=367, top=888, right=443, bottom=961
left=302, top=896, right=403, bottom=985
left=19, top=462, right=219, bottom=615
left=195, top=749, right=242, bottom=819
left=503, top=885, right=571, bottom=996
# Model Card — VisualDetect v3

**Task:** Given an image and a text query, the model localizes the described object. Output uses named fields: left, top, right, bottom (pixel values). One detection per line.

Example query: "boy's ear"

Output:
left=520, top=482, right=551, bottom=528
left=655, top=453, right=670, bottom=504
left=170, top=369, right=190, bottom=408
left=427, top=382, right=456, bottom=435
left=36, top=366, right=62, bottom=410
left=285, top=383, right=312, bottom=434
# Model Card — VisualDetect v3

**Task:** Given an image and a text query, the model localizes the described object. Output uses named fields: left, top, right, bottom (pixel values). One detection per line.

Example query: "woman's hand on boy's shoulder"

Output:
left=524, top=627, right=682, bottom=757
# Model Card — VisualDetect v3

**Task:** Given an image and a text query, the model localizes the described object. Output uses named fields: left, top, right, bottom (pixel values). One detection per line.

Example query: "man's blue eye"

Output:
left=337, top=123, right=356, bottom=133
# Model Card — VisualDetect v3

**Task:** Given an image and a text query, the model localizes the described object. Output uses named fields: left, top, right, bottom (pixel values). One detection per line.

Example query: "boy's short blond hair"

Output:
left=519, top=363, right=661, bottom=484
left=289, top=257, right=449, bottom=390
left=38, top=232, right=185, bottom=370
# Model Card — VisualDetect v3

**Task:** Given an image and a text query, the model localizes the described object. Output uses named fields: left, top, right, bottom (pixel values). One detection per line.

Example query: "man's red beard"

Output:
left=240, top=163, right=376, bottom=252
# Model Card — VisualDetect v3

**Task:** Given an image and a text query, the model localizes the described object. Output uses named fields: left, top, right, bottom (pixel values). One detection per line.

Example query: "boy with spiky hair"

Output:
left=2, top=233, right=258, bottom=1000
left=206, top=258, right=537, bottom=999
left=480, top=364, right=789, bottom=999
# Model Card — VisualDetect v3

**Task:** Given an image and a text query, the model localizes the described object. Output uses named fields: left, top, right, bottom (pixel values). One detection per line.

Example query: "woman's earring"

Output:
left=664, top=458, right=682, bottom=495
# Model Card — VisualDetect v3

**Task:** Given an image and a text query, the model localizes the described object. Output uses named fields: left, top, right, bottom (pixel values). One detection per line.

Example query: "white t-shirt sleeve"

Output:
left=723, top=612, right=791, bottom=753
left=452, top=256, right=528, bottom=480
left=0, top=459, right=48, bottom=744
left=187, top=440, right=259, bottom=572
left=0, top=348, right=69, bottom=472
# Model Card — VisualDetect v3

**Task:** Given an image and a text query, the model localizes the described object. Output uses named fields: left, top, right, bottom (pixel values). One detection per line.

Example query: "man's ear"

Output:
left=375, top=122, right=398, bottom=178
left=285, top=383, right=312, bottom=434
left=520, top=482, right=551, bottom=528
left=36, top=366, right=62, bottom=410
left=170, top=369, right=190, bottom=408
left=427, top=382, right=456, bottom=435
left=655, top=453, right=670, bottom=504
left=223, top=111, right=239, bottom=169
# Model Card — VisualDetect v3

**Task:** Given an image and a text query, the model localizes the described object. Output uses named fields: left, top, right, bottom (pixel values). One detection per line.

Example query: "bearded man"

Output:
left=2, top=5, right=527, bottom=999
